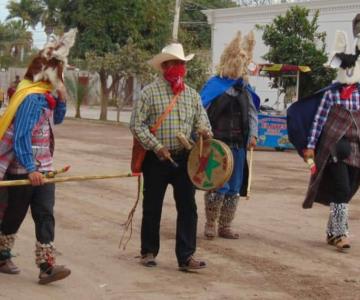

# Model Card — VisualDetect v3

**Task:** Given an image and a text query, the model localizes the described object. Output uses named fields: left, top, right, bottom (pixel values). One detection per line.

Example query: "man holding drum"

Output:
left=130, top=43, right=211, bottom=270
left=200, top=31, right=260, bottom=240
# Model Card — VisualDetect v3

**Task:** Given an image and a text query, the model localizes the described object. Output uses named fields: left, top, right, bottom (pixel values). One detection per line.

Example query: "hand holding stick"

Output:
left=0, top=172, right=139, bottom=187
left=306, top=158, right=317, bottom=175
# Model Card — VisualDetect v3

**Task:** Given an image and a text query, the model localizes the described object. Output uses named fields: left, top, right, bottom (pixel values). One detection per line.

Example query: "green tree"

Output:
left=58, top=0, right=173, bottom=120
left=6, top=20, right=33, bottom=61
left=8, top=0, right=65, bottom=41
left=180, top=0, right=237, bottom=49
left=257, top=6, right=336, bottom=99
left=0, top=20, right=33, bottom=67
left=59, top=0, right=173, bottom=57
left=64, top=72, right=89, bottom=119
left=85, top=39, right=153, bottom=120
left=57, top=0, right=235, bottom=120
left=186, top=50, right=211, bottom=91
left=6, top=0, right=42, bottom=29
left=38, top=0, right=63, bottom=38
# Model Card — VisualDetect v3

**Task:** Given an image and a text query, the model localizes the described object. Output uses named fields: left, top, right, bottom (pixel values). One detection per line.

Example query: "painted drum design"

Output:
left=187, top=138, right=233, bottom=190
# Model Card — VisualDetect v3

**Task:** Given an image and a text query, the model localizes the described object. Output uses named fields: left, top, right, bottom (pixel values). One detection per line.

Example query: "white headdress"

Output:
left=25, top=28, right=77, bottom=88
left=42, top=28, right=78, bottom=66
left=325, top=28, right=360, bottom=84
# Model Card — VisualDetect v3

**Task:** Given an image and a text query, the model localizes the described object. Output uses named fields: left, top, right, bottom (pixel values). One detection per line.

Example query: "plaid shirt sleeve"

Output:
left=130, top=90, right=163, bottom=152
left=307, top=90, right=333, bottom=149
left=192, top=92, right=212, bottom=133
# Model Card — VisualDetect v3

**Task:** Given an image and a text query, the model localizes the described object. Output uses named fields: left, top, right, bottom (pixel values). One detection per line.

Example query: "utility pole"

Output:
left=172, top=0, right=182, bottom=42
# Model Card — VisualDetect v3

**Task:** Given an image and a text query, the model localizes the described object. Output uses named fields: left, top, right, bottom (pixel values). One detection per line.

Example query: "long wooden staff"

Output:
left=0, top=172, right=140, bottom=187
left=246, top=147, right=254, bottom=200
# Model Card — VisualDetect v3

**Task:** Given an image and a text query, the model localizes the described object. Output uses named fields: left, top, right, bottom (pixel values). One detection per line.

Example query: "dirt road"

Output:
left=1, top=119, right=359, bottom=300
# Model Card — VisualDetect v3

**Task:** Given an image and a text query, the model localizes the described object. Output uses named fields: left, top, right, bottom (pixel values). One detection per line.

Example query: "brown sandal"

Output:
left=179, top=257, right=206, bottom=271
left=327, top=235, right=350, bottom=251
left=335, top=236, right=350, bottom=251
left=38, top=265, right=71, bottom=285
left=0, top=259, right=20, bottom=274
left=218, top=227, right=239, bottom=239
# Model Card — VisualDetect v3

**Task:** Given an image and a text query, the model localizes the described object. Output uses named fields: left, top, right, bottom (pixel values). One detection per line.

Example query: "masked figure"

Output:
left=288, top=15, right=360, bottom=251
left=0, top=29, right=77, bottom=283
left=130, top=43, right=212, bottom=270
left=200, top=31, right=260, bottom=240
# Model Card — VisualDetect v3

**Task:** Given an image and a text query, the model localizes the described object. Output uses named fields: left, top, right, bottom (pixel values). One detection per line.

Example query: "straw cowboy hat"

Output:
left=148, top=43, right=194, bottom=71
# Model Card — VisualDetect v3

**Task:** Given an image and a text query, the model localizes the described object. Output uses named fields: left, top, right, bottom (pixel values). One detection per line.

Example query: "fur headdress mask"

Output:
left=325, top=15, right=360, bottom=85
left=216, top=31, right=255, bottom=82
left=24, top=28, right=77, bottom=89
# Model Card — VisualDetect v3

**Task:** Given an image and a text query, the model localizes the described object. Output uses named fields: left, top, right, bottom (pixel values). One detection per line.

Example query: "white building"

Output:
left=203, top=0, right=360, bottom=109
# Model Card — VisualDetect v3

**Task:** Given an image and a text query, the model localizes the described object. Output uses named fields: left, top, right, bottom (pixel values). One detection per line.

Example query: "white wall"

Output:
left=204, top=0, right=360, bottom=109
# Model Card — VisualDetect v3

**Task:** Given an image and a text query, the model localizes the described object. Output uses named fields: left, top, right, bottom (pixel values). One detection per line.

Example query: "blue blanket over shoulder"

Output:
left=286, top=83, right=341, bottom=157
left=200, top=76, right=260, bottom=110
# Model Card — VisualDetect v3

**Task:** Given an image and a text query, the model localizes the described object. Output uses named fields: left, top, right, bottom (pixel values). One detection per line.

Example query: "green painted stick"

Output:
left=0, top=172, right=141, bottom=187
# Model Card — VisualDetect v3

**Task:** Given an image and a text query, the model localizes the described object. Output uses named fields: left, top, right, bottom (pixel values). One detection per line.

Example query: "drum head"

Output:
left=187, top=139, right=233, bottom=190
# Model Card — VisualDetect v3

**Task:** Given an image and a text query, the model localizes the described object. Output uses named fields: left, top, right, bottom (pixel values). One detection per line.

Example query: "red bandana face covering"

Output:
left=163, top=64, right=186, bottom=95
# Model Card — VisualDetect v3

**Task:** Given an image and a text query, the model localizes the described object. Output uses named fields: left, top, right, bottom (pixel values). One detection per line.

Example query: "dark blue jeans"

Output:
left=1, top=174, right=55, bottom=244
left=217, top=147, right=246, bottom=196
left=141, top=151, right=197, bottom=265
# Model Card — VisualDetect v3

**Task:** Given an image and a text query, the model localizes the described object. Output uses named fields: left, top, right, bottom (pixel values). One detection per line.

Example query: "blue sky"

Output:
left=0, top=0, right=46, bottom=49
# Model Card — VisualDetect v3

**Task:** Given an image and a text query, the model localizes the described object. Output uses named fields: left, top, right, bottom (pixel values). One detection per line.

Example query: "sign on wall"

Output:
left=257, top=114, right=293, bottom=149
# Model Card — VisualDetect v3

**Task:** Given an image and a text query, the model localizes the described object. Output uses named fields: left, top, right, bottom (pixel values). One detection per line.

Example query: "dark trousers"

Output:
left=141, top=151, right=197, bottom=265
left=0, top=188, right=7, bottom=222
left=326, top=162, right=360, bottom=204
left=0, top=174, right=55, bottom=244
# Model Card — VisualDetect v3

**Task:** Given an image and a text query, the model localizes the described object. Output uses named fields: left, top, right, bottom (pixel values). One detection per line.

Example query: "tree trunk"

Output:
left=20, top=46, right=24, bottom=62
left=75, top=103, right=81, bottom=118
left=124, top=77, right=134, bottom=106
left=116, top=105, right=120, bottom=122
left=99, top=70, right=109, bottom=121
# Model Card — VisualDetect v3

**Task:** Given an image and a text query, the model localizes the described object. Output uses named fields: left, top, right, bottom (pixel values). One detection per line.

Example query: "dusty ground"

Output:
left=1, top=119, right=360, bottom=300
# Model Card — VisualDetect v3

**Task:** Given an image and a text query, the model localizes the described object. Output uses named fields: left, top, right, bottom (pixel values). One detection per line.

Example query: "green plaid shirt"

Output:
left=130, top=78, right=211, bottom=152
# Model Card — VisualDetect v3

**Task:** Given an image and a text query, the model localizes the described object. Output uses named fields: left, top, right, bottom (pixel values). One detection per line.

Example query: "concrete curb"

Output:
left=65, top=116, right=129, bottom=127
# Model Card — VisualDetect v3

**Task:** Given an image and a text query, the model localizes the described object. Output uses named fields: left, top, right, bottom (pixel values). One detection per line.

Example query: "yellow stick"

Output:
left=199, top=135, right=203, bottom=158
left=246, top=148, right=254, bottom=200
left=0, top=172, right=139, bottom=187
